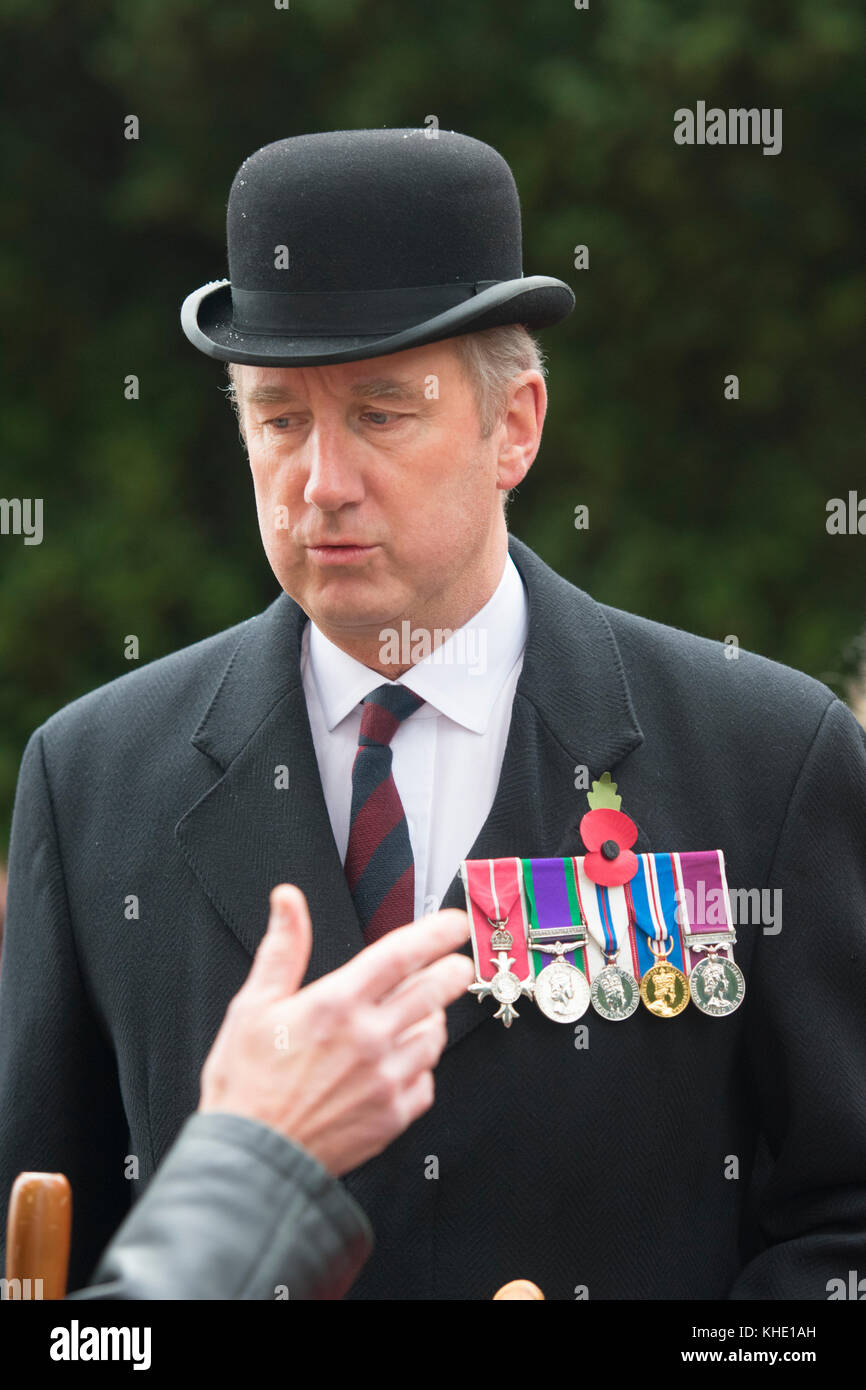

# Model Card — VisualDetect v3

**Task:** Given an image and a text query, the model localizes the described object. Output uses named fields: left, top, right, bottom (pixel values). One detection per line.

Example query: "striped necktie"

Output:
left=345, top=683, right=425, bottom=944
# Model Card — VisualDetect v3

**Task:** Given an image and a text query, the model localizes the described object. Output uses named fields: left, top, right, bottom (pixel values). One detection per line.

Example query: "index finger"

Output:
left=338, top=910, right=471, bottom=1003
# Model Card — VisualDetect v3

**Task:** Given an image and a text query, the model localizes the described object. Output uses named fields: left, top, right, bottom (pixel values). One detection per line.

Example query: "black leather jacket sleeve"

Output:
left=66, top=1111, right=374, bottom=1300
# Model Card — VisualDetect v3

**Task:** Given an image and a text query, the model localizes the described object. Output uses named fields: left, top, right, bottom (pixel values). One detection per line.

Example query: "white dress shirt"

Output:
left=301, top=551, right=529, bottom=919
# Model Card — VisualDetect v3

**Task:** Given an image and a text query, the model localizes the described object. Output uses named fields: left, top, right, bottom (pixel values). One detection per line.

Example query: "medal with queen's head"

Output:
left=591, top=958, right=640, bottom=1021
left=522, top=857, right=592, bottom=1024
left=640, top=956, right=690, bottom=1017
left=676, top=849, right=747, bottom=1018
left=532, top=939, right=591, bottom=1023
left=689, top=950, right=746, bottom=1017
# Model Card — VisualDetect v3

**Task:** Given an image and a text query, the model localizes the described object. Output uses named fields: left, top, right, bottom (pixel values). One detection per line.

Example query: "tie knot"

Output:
left=359, top=684, right=424, bottom=747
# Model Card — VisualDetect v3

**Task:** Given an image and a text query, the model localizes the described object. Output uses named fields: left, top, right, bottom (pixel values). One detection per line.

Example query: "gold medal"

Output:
left=640, top=939, right=689, bottom=1018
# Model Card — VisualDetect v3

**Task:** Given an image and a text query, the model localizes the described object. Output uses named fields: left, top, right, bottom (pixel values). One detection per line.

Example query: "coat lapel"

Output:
left=174, top=593, right=364, bottom=986
left=175, top=534, right=646, bottom=1045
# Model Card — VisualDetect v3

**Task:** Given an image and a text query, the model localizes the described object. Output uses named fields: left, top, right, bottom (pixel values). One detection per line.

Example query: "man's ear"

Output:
left=496, top=371, right=546, bottom=491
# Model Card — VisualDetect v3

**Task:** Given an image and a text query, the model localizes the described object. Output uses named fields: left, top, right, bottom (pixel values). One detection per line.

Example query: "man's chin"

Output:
left=281, top=573, right=406, bottom=636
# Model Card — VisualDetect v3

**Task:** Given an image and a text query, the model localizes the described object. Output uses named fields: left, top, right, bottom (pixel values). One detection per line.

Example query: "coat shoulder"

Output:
left=508, top=536, right=839, bottom=745
left=599, top=599, right=840, bottom=739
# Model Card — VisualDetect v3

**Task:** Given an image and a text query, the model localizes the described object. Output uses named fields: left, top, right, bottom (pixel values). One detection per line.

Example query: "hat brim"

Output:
left=181, top=276, right=574, bottom=367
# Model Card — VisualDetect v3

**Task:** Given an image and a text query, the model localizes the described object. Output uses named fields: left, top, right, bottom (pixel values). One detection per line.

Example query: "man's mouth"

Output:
left=306, top=541, right=379, bottom=565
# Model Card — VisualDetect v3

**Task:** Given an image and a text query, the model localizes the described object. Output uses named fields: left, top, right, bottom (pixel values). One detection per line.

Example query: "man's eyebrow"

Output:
left=348, top=378, right=427, bottom=404
left=242, top=378, right=428, bottom=407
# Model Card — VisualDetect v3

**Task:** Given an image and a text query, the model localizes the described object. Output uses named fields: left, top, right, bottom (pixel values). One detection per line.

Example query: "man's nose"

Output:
left=302, top=421, right=366, bottom=510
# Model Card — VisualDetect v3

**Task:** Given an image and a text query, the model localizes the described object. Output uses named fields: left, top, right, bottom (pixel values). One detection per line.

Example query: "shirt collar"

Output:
left=308, top=552, right=528, bottom=735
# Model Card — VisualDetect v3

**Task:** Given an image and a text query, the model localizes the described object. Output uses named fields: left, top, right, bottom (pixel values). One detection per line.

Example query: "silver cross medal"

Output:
left=468, top=917, right=534, bottom=1027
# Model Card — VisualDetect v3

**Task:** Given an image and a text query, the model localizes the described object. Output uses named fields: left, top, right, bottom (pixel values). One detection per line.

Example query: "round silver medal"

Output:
left=534, top=960, right=591, bottom=1023
left=590, top=964, right=640, bottom=1021
left=689, top=955, right=746, bottom=1017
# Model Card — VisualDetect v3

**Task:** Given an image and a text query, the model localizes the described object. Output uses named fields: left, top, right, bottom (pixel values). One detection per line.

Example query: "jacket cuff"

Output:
left=72, top=1111, right=373, bottom=1300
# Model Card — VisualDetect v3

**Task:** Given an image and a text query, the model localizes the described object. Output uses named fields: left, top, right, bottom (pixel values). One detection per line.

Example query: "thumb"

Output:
left=246, top=883, right=312, bottom=1000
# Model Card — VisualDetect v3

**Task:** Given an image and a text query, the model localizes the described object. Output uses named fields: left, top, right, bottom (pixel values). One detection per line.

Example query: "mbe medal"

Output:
left=523, top=857, right=592, bottom=1024
left=461, top=858, right=533, bottom=1027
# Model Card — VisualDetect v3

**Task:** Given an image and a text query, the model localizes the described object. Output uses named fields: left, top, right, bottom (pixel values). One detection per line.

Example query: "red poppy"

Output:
left=579, top=808, right=638, bottom=886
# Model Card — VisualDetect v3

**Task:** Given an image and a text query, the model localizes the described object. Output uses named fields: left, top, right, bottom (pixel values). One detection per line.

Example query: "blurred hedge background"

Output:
left=1, top=0, right=865, bottom=847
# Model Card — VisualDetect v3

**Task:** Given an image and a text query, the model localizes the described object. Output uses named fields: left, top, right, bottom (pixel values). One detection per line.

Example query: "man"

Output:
left=66, top=888, right=473, bottom=1299
left=2, top=128, right=866, bottom=1300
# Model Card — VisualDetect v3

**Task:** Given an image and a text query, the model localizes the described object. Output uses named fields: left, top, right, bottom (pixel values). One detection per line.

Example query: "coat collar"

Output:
left=189, top=534, right=642, bottom=775
left=176, top=534, right=645, bottom=1050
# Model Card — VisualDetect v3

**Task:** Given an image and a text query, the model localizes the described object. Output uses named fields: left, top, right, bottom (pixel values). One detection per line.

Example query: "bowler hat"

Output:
left=181, top=128, right=574, bottom=366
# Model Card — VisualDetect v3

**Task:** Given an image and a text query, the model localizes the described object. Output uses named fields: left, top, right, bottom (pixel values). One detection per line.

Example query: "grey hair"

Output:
left=449, top=323, right=547, bottom=437
left=224, top=323, right=546, bottom=513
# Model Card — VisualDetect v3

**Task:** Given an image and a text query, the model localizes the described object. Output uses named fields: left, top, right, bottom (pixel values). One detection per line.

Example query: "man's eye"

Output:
left=362, top=411, right=403, bottom=426
left=263, top=411, right=406, bottom=431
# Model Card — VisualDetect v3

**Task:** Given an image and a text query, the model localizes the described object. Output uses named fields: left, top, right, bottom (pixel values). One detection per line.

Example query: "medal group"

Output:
left=459, top=777, right=746, bottom=1029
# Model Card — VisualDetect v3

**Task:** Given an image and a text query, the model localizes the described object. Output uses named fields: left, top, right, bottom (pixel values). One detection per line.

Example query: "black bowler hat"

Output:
left=181, top=128, right=575, bottom=367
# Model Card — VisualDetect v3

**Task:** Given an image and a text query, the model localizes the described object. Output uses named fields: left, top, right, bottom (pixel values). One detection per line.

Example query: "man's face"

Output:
left=233, top=339, right=543, bottom=649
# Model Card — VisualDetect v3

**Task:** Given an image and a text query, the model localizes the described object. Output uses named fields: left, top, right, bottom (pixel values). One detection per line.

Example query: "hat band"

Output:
left=230, top=280, right=504, bottom=336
